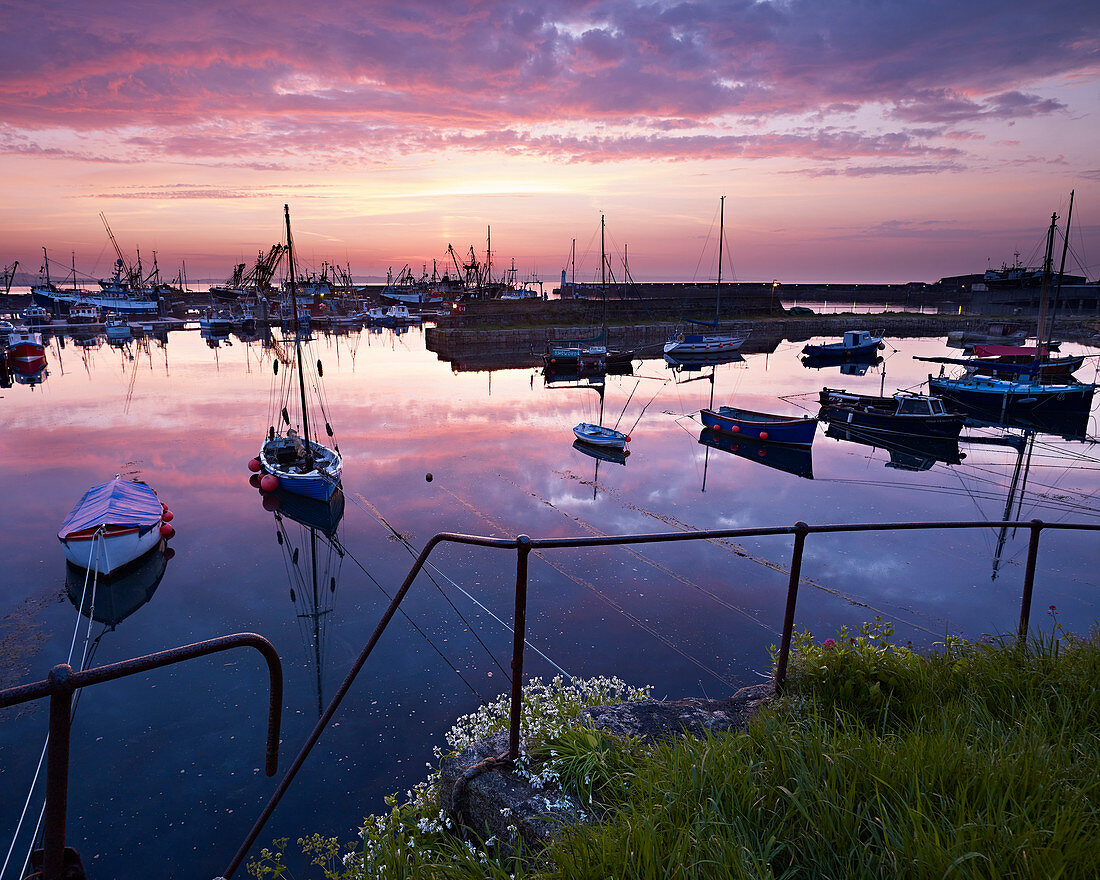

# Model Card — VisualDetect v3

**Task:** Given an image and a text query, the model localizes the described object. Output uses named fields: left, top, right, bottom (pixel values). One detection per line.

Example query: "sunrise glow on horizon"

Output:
left=1, top=0, right=1098, bottom=285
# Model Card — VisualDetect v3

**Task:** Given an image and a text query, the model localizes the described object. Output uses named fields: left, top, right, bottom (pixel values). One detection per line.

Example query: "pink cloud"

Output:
left=0, top=0, right=1092, bottom=164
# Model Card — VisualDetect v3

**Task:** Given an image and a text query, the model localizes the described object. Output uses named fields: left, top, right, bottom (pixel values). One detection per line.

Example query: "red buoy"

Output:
left=758, top=448, right=767, bottom=457
left=161, top=509, right=174, bottom=523
left=248, top=473, right=262, bottom=489
left=162, top=546, right=175, bottom=561
left=159, top=523, right=176, bottom=539
left=625, top=435, right=632, bottom=442
left=759, top=431, right=769, bottom=440
left=262, top=494, right=280, bottom=512
left=248, top=458, right=262, bottom=473
left=730, top=425, right=740, bottom=433
left=260, top=474, right=279, bottom=492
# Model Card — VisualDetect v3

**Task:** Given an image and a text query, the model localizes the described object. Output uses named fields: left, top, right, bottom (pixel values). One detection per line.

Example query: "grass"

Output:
left=249, top=618, right=1099, bottom=880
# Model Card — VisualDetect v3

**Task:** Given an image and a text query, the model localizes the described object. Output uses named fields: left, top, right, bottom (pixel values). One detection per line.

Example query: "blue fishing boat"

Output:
left=801, top=329, right=885, bottom=358
left=700, top=405, right=818, bottom=446
left=927, top=372, right=1095, bottom=424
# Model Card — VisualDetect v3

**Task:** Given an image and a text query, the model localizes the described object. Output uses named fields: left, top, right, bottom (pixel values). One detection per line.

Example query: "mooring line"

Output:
left=347, top=490, right=570, bottom=680
left=437, top=484, right=739, bottom=689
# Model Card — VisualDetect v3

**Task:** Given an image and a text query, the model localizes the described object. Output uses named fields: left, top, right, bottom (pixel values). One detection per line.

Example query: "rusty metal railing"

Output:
left=0, top=633, right=282, bottom=880
left=222, top=516, right=1098, bottom=878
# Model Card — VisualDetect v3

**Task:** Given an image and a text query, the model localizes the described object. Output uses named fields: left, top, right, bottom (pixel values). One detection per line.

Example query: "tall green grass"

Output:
left=251, top=621, right=1099, bottom=880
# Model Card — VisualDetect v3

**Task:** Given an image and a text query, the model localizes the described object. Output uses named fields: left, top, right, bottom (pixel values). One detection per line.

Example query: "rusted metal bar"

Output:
left=1017, top=519, right=1045, bottom=642
left=774, top=522, right=809, bottom=692
left=42, top=666, right=75, bottom=880
left=0, top=634, right=283, bottom=880
left=506, top=535, right=532, bottom=761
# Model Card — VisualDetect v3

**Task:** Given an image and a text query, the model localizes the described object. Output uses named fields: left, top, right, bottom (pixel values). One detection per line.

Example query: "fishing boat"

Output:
left=927, top=371, right=1095, bottom=423
left=801, top=329, right=885, bottom=358
left=68, top=302, right=100, bottom=324
left=21, top=304, right=51, bottom=326
left=4, top=326, right=47, bottom=373
left=700, top=405, right=818, bottom=446
left=698, top=428, right=814, bottom=479
left=255, top=206, right=343, bottom=502
left=664, top=197, right=750, bottom=359
left=819, top=389, right=965, bottom=438
left=914, top=345, right=1084, bottom=380
left=573, top=422, right=630, bottom=449
left=929, top=199, right=1096, bottom=426
left=57, top=477, right=173, bottom=575
left=105, top=318, right=132, bottom=342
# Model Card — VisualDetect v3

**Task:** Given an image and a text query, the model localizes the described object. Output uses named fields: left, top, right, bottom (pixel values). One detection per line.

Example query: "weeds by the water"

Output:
left=251, top=619, right=1099, bottom=880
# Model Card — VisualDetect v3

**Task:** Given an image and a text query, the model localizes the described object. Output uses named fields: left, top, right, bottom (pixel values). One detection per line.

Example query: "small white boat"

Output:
left=58, top=478, right=171, bottom=574
left=68, top=302, right=100, bottom=324
left=573, top=422, right=630, bottom=449
left=105, top=319, right=132, bottom=341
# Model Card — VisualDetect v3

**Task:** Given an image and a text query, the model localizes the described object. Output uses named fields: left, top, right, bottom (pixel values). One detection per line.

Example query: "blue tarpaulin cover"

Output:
left=58, top=478, right=162, bottom=539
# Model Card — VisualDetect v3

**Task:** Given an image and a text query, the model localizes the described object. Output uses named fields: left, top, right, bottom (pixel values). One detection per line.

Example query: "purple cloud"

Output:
left=0, top=0, right=1094, bottom=168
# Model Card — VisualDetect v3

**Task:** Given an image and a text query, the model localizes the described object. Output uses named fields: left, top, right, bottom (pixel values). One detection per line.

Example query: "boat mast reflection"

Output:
left=263, top=487, right=346, bottom=717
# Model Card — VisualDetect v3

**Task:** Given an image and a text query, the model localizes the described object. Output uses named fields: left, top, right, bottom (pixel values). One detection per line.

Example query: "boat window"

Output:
left=896, top=398, right=930, bottom=415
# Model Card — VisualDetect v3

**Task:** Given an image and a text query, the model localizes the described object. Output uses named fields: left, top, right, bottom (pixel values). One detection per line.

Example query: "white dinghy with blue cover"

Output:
left=58, top=478, right=166, bottom=574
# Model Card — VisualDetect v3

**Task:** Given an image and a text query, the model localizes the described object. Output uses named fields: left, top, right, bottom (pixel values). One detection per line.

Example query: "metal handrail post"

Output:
left=507, top=536, right=532, bottom=761
left=774, top=522, right=809, bottom=692
left=1017, top=519, right=1045, bottom=643
left=42, top=665, right=75, bottom=880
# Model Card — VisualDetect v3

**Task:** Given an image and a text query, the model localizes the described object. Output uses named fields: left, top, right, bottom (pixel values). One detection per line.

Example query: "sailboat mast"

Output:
left=716, top=196, right=724, bottom=322
left=284, top=204, right=314, bottom=462
left=600, top=214, right=606, bottom=288
left=1034, top=211, right=1057, bottom=356
left=1050, top=190, right=1074, bottom=347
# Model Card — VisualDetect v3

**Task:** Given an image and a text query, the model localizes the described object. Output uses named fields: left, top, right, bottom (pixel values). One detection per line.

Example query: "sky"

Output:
left=1, top=0, right=1098, bottom=285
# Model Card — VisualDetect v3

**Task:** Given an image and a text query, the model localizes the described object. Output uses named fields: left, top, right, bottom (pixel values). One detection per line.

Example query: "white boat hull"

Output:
left=61, top=526, right=163, bottom=575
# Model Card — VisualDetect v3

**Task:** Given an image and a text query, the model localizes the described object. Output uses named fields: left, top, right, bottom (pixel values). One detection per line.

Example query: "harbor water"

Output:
left=1, top=322, right=1098, bottom=878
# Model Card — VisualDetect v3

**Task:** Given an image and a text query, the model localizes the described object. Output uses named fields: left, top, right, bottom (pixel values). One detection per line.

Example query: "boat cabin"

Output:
left=843, top=330, right=877, bottom=348
left=894, top=394, right=951, bottom=417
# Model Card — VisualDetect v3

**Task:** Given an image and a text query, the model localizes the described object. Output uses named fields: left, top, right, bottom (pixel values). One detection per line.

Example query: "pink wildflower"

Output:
left=822, top=638, right=836, bottom=650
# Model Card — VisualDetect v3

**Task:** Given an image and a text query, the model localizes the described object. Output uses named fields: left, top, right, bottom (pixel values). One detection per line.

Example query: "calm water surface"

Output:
left=1, top=324, right=1098, bottom=878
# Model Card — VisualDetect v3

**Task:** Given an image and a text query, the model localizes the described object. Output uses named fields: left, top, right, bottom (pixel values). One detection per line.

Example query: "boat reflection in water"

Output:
left=66, top=540, right=170, bottom=631
left=262, top=486, right=345, bottom=717
left=823, top=423, right=965, bottom=472
left=801, top=352, right=883, bottom=377
left=572, top=437, right=629, bottom=466
left=698, top=428, right=814, bottom=480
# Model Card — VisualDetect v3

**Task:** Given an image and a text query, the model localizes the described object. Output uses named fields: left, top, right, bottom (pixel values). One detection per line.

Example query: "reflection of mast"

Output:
left=991, top=430, right=1035, bottom=581
left=270, top=489, right=345, bottom=717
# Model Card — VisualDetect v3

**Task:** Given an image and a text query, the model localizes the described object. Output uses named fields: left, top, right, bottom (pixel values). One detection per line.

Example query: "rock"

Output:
left=439, top=732, right=589, bottom=860
left=438, top=682, right=775, bottom=858
left=578, top=681, right=775, bottom=742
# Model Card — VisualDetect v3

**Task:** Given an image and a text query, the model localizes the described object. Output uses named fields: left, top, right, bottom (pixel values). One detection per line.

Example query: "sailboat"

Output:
left=664, top=196, right=750, bottom=359
left=256, top=206, right=343, bottom=502
left=545, top=216, right=634, bottom=373
left=929, top=196, right=1096, bottom=424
